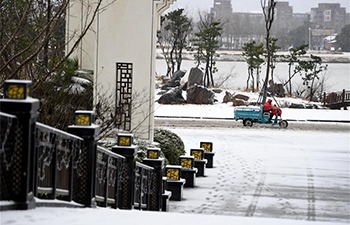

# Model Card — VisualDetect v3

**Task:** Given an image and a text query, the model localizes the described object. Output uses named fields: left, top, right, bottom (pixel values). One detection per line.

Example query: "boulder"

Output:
left=171, top=70, right=186, bottom=83
left=223, top=91, right=233, bottom=103
left=161, top=70, right=186, bottom=90
left=187, top=85, right=215, bottom=104
left=233, top=94, right=249, bottom=101
left=232, top=99, right=245, bottom=106
left=289, top=103, right=305, bottom=108
left=211, top=88, right=222, bottom=94
left=187, top=67, right=203, bottom=88
left=158, top=87, right=186, bottom=104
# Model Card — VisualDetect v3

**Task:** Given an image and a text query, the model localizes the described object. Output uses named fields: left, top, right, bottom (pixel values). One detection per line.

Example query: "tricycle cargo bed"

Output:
left=234, top=106, right=261, bottom=121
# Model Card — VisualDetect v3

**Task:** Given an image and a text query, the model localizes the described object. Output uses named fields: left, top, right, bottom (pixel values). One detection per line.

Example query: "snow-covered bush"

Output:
left=154, top=128, right=185, bottom=165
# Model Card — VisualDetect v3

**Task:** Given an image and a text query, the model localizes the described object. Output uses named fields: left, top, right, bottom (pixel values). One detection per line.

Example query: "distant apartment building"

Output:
left=310, top=3, right=347, bottom=33
left=275, top=1, right=293, bottom=30
left=210, top=0, right=232, bottom=19
left=210, top=0, right=347, bottom=50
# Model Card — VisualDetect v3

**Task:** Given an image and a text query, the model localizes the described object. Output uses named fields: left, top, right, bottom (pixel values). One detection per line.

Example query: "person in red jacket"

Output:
left=263, top=99, right=277, bottom=122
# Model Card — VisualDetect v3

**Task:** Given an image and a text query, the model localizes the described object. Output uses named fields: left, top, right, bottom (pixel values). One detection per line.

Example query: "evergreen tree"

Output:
left=242, top=41, right=265, bottom=92
left=301, top=55, right=328, bottom=101
left=336, top=24, right=350, bottom=52
left=164, top=9, right=192, bottom=76
left=282, top=44, right=308, bottom=95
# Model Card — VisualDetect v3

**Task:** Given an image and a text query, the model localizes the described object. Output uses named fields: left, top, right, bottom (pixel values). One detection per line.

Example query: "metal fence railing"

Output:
left=0, top=112, right=19, bottom=200
left=134, top=162, right=154, bottom=210
left=35, top=122, right=84, bottom=201
left=96, top=146, right=126, bottom=207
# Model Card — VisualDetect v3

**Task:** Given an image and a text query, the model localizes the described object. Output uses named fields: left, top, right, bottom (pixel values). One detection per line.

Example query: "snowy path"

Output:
left=168, top=128, right=350, bottom=223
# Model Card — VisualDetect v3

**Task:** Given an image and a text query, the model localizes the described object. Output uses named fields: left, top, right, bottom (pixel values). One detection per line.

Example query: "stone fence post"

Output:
left=143, top=148, right=164, bottom=211
left=68, top=111, right=99, bottom=207
left=0, top=80, right=39, bottom=209
left=112, top=134, right=137, bottom=209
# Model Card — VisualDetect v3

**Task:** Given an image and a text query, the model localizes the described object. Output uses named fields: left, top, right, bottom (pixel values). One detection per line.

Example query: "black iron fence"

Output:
left=95, top=146, right=126, bottom=208
left=134, top=162, right=154, bottom=210
left=0, top=112, right=19, bottom=201
left=0, top=80, right=164, bottom=211
left=35, top=122, right=84, bottom=201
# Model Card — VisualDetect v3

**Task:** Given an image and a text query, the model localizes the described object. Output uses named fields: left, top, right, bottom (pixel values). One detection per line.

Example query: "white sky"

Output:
left=168, top=0, right=350, bottom=14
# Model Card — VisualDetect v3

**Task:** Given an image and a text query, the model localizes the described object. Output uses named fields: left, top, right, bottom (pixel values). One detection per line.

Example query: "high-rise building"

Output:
left=210, top=0, right=232, bottom=19
left=310, top=3, right=347, bottom=33
left=275, top=1, right=293, bottom=30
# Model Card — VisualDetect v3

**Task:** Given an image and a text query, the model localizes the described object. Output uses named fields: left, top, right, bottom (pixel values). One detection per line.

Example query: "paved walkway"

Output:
left=166, top=127, right=350, bottom=224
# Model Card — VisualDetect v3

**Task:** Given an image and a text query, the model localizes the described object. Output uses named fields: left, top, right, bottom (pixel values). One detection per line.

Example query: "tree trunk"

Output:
left=44, top=0, right=51, bottom=68
left=288, top=64, right=292, bottom=95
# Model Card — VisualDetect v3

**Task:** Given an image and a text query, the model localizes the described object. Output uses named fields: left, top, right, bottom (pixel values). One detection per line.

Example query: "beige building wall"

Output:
left=66, top=0, right=175, bottom=142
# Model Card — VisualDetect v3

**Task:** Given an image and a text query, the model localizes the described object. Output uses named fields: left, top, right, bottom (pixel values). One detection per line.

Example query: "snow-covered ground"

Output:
left=155, top=89, right=350, bottom=121
left=1, top=90, right=349, bottom=225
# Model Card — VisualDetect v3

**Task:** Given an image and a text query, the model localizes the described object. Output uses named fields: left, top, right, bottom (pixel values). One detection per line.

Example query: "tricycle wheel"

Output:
left=243, top=119, right=253, bottom=127
left=279, top=120, right=288, bottom=128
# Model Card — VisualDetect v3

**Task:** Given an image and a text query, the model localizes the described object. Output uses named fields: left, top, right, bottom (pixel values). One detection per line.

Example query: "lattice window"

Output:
left=116, top=63, right=133, bottom=131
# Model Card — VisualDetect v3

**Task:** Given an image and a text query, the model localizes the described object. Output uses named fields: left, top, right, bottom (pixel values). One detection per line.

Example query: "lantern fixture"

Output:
left=4, top=80, right=33, bottom=100
left=147, top=147, right=161, bottom=159
left=190, top=148, right=205, bottom=160
left=74, top=110, right=95, bottom=126
left=179, top=156, right=195, bottom=169
left=165, top=165, right=181, bottom=180
left=117, top=133, right=133, bottom=146
left=200, top=142, right=213, bottom=152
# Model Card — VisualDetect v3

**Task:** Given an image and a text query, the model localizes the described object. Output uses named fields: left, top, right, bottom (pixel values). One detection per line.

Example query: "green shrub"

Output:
left=154, top=128, right=185, bottom=165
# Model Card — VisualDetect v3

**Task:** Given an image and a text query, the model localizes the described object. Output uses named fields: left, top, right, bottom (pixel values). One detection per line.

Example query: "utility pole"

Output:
left=308, top=27, right=312, bottom=51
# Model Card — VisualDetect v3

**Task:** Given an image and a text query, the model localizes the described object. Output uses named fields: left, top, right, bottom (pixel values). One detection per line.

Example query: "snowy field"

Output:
left=154, top=88, right=350, bottom=122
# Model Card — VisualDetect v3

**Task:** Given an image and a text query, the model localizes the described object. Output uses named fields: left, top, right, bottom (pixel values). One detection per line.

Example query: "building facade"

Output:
left=311, top=3, right=347, bottom=33
left=210, top=0, right=232, bottom=19
left=66, top=0, right=176, bottom=142
left=275, top=1, right=293, bottom=31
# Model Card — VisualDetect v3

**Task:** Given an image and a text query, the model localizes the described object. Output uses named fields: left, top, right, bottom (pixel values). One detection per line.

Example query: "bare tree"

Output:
left=0, top=0, right=116, bottom=130
left=260, top=0, right=277, bottom=104
left=95, top=86, right=156, bottom=140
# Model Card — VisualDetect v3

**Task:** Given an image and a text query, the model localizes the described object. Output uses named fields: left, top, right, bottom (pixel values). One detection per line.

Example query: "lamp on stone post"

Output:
left=68, top=110, right=100, bottom=207
left=0, top=80, right=39, bottom=210
left=143, top=147, right=164, bottom=211
left=165, top=165, right=185, bottom=201
left=190, top=148, right=207, bottom=177
left=179, top=156, right=197, bottom=187
left=112, top=133, right=137, bottom=209
left=200, top=142, right=215, bottom=168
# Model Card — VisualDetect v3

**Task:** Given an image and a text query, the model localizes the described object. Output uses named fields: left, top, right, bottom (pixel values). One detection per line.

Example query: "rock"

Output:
left=305, top=104, right=319, bottom=109
left=289, top=103, right=305, bottom=108
left=186, top=85, right=215, bottom=104
left=223, top=91, right=233, bottom=103
left=161, top=80, right=181, bottom=90
left=160, top=70, right=186, bottom=90
left=171, top=70, right=186, bottom=83
left=181, top=82, right=188, bottom=91
left=187, top=67, right=203, bottom=88
left=233, top=94, right=249, bottom=101
left=211, top=88, right=222, bottom=93
left=158, top=87, right=186, bottom=104
left=232, top=99, right=245, bottom=106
